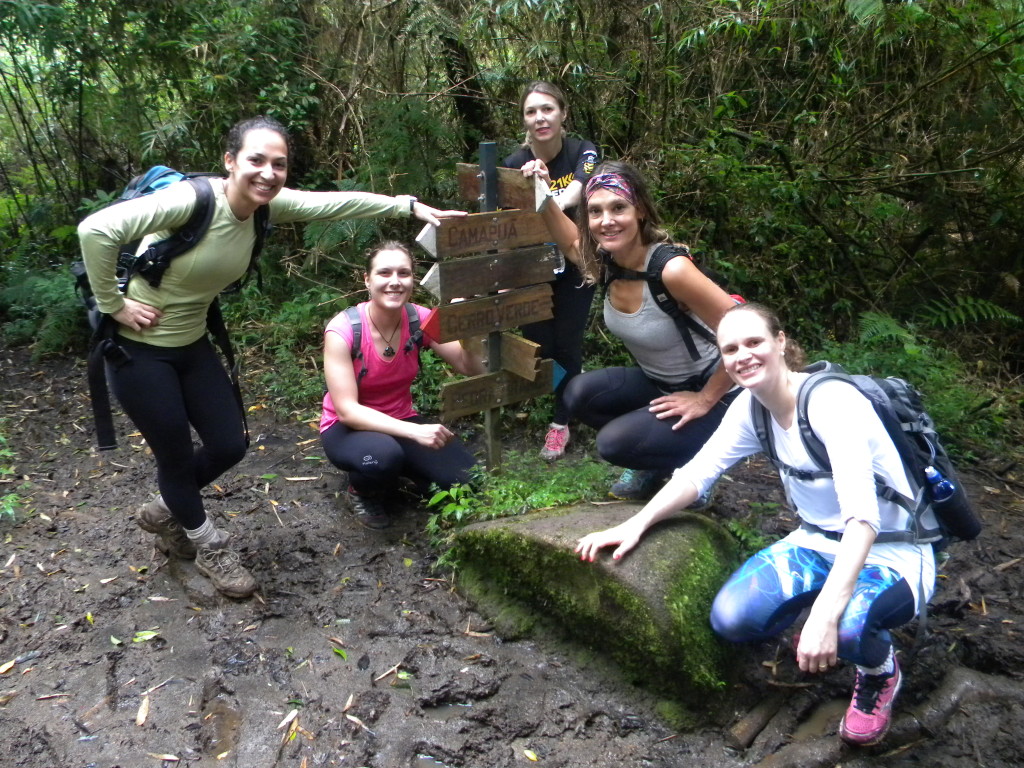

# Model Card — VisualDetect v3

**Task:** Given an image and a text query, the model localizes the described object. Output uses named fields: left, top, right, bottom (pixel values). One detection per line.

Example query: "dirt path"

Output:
left=1, top=346, right=1023, bottom=767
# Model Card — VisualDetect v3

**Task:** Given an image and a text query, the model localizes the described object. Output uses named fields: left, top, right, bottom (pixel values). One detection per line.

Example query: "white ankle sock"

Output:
left=185, top=518, right=227, bottom=548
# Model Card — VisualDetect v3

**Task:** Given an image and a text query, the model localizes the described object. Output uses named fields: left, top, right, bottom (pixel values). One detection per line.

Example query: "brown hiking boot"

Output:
left=195, top=544, right=257, bottom=598
left=137, top=496, right=197, bottom=560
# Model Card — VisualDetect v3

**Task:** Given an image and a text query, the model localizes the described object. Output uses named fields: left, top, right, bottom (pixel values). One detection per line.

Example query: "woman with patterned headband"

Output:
left=533, top=160, right=738, bottom=501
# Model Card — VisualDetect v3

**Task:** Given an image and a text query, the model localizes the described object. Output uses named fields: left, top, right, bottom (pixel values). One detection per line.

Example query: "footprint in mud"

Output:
left=200, top=693, right=243, bottom=757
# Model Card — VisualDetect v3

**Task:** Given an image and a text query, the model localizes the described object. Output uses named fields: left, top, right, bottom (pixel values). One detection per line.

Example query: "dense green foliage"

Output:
left=1, top=0, right=1022, bottom=459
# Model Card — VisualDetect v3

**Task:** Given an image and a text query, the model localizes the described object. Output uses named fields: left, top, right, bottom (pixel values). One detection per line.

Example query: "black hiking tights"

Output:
left=563, top=366, right=733, bottom=472
left=109, top=336, right=247, bottom=530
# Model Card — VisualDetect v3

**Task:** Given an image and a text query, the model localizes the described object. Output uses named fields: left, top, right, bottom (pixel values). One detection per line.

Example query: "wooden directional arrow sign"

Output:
left=441, top=359, right=554, bottom=420
left=416, top=209, right=550, bottom=259
left=420, top=245, right=563, bottom=302
left=422, top=283, right=552, bottom=343
left=457, top=163, right=551, bottom=212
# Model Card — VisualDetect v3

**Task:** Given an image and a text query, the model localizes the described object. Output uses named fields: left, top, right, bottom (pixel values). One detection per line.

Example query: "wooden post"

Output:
left=479, top=141, right=502, bottom=470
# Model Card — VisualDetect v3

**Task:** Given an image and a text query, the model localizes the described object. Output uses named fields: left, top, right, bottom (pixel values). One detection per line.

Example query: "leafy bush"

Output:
left=0, top=269, right=90, bottom=358
left=813, top=312, right=1022, bottom=461
left=0, top=428, right=23, bottom=521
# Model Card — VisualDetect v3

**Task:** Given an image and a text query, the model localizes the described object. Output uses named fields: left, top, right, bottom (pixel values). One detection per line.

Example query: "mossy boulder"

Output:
left=450, top=503, right=739, bottom=701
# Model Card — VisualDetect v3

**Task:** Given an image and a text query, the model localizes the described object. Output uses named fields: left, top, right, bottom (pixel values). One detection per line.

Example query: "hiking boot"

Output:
left=137, top=496, right=197, bottom=560
left=839, top=657, right=902, bottom=746
left=347, top=487, right=391, bottom=530
left=609, top=469, right=666, bottom=501
left=540, top=424, right=570, bottom=461
left=195, top=543, right=257, bottom=599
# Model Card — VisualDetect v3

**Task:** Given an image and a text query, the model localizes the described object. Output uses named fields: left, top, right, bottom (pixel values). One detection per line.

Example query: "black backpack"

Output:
left=751, top=360, right=981, bottom=548
left=345, top=303, right=427, bottom=382
left=72, top=166, right=271, bottom=450
left=603, top=243, right=744, bottom=365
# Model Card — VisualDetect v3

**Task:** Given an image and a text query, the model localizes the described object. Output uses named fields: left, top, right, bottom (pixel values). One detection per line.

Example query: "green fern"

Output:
left=917, top=297, right=1022, bottom=330
left=857, top=311, right=915, bottom=345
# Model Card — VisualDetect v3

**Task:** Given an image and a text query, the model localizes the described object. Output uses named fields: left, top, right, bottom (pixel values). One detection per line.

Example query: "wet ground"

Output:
left=1, top=345, right=1023, bottom=767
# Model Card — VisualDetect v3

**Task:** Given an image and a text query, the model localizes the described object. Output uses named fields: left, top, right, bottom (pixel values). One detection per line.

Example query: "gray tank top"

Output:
left=603, top=245, right=719, bottom=388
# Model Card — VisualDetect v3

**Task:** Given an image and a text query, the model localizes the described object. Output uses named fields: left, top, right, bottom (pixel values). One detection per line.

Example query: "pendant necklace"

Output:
left=367, top=310, right=401, bottom=358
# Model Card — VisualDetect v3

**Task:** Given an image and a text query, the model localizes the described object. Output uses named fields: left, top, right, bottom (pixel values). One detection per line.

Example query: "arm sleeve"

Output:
left=673, top=389, right=763, bottom=495
left=77, top=182, right=198, bottom=314
left=573, top=139, right=599, bottom=183
left=806, top=381, right=888, bottom=532
left=270, top=187, right=412, bottom=225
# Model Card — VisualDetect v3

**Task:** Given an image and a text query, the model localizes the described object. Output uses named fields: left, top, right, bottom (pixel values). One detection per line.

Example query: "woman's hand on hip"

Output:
left=649, top=390, right=714, bottom=430
left=113, top=298, right=163, bottom=332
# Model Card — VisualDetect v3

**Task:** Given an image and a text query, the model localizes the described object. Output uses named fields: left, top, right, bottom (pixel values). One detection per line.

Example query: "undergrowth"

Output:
left=0, top=428, right=23, bottom=521
left=426, top=450, right=618, bottom=556
left=813, top=311, right=1023, bottom=463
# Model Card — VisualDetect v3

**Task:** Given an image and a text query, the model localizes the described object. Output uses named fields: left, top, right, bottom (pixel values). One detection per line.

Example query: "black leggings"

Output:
left=321, top=418, right=476, bottom=496
left=564, top=366, right=733, bottom=472
left=109, top=336, right=246, bottom=529
left=519, top=263, right=596, bottom=424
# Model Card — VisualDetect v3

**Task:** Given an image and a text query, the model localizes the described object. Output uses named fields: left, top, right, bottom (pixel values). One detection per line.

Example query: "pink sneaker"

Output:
left=839, top=656, right=902, bottom=746
left=540, top=424, right=569, bottom=461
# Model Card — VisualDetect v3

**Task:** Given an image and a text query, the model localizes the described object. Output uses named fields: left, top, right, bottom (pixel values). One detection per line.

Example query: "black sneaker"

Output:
left=347, top=487, right=391, bottom=530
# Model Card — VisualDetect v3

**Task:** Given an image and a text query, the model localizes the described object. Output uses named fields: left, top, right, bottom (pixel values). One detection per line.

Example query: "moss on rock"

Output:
left=450, top=503, right=739, bottom=706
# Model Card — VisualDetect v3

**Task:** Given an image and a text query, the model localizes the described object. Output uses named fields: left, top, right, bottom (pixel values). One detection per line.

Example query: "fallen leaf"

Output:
left=277, top=709, right=299, bottom=730
left=136, top=694, right=150, bottom=726
left=110, top=636, right=123, bottom=646
left=146, top=754, right=179, bottom=762
left=333, top=648, right=348, bottom=660
left=403, top=558, right=413, bottom=567
left=0, top=690, right=17, bottom=705
left=345, top=713, right=371, bottom=732
left=524, top=749, right=539, bottom=761
left=133, top=630, right=160, bottom=643
left=100, top=577, right=117, bottom=584
left=0, top=660, right=15, bottom=674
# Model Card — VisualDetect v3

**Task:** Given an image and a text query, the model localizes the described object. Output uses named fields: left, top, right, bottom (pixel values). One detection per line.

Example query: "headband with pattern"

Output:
left=584, top=173, right=636, bottom=206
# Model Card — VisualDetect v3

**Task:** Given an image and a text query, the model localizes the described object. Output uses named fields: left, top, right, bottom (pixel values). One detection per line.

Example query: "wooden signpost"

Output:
left=416, top=142, right=556, bottom=467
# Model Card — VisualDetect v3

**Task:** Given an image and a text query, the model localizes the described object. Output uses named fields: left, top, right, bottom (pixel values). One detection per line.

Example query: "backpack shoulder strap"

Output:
left=132, top=176, right=216, bottom=288
left=403, top=303, right=426, bottom=352
left=345, top=306, right=367, bottom=383
left=648, top=243, right=717, bottom=361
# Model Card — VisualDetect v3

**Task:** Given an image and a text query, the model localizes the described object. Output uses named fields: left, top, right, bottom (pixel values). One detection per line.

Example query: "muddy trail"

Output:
left=1, top=345, right=1023, bottom=768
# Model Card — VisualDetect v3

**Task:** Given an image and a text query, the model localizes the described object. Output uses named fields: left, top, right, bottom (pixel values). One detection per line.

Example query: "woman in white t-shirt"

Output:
left=576, top=302, right=934, bottom=748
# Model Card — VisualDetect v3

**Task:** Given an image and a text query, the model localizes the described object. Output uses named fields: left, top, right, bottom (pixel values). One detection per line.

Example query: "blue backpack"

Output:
left=751, top=361, right=981, bottom=548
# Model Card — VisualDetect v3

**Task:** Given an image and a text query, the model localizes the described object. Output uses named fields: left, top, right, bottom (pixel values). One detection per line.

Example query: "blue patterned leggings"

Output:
left=710, top=540, right=917, bottom=667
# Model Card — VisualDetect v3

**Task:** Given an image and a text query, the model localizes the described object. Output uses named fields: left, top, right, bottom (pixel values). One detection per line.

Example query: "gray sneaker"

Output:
left=137, top=496, right=197, bottom=560
left=195, top=544, right=257, bottom=598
